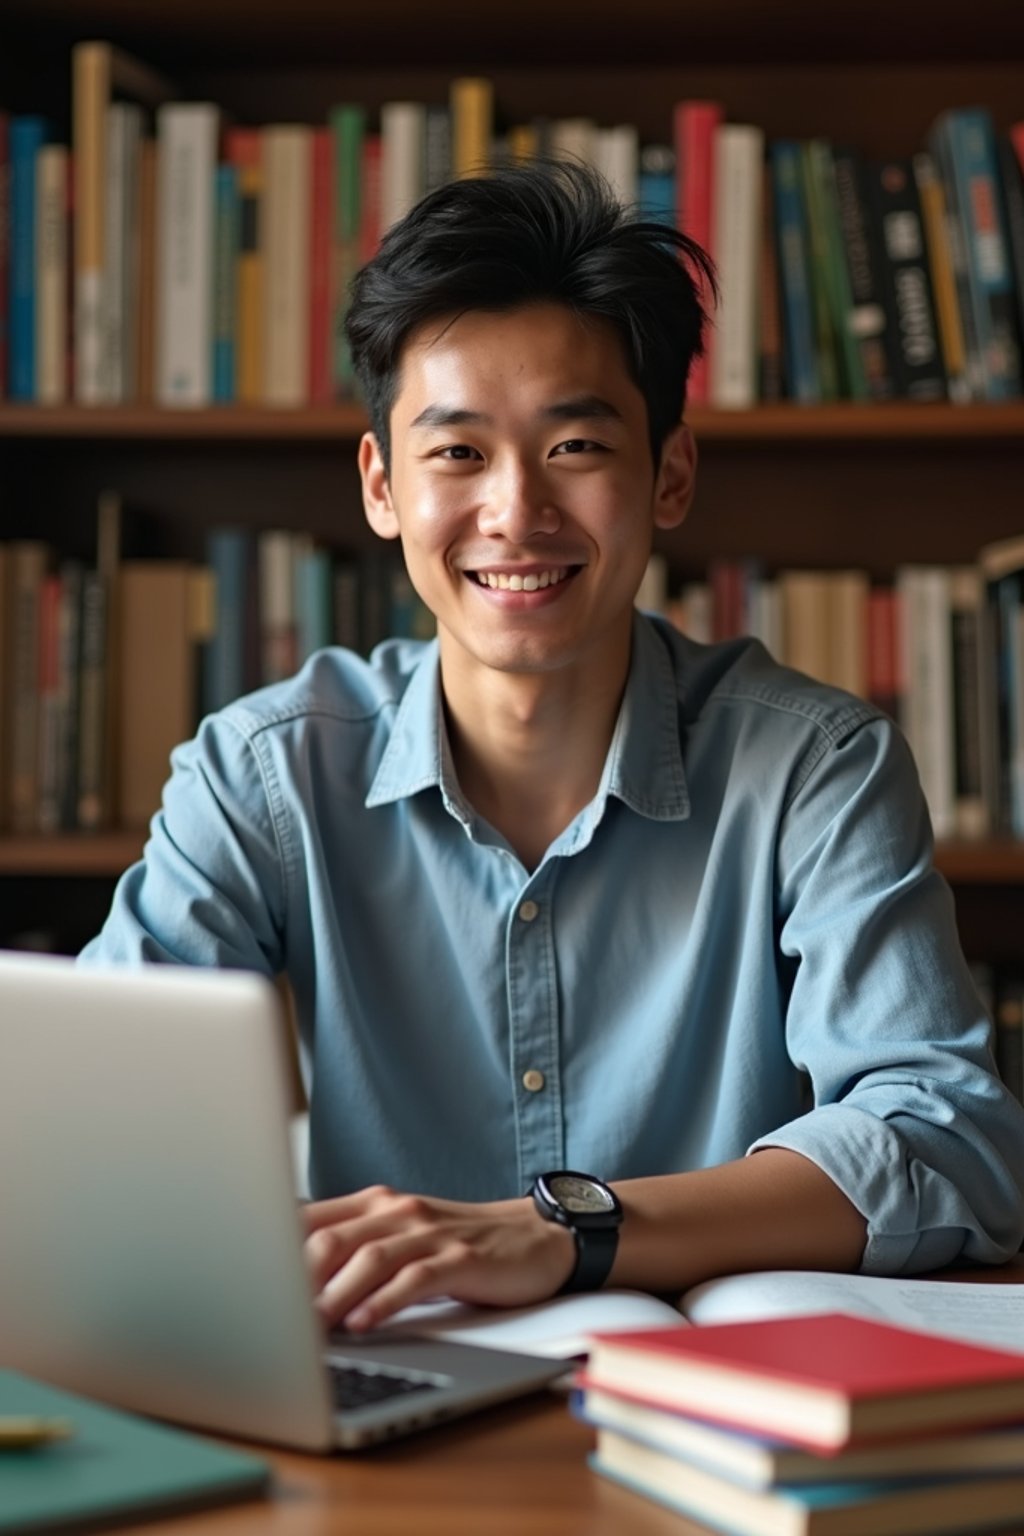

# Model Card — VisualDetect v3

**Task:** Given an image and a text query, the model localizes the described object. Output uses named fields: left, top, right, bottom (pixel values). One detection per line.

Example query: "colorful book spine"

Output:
left=262, top=124, right=313, bottom=407
left=933, top=108, right=1022, bottom=400
left=203, top=528, right=250, bottom=714
left=831, top=144, right=894, bottom=400
left=674, top=100, right=723, bottom=405
left=156, top=102, right=219, bottom=407
left=709, top=123, right=764, bottom=408
left=450, top=77, right=493, bottom=179
left=9, top=116, right=46, bottom=401
left=72, top=42, right=110, bottom=403
left=308, top=128, right=333, bottom=406
left=35, top=142, right=68, bottom=404
left=637, top=145, right=675, bottom=227
left=914, top=151, right=970, bottom=402
left=224, top=128, right=263, bottom=405
left=212, top=162, right=239, bottom=403
left=359, top=134, right=383, bottom=268
left=871, top=158, right=947, bottom=401
left=798, top=141, right=840, bottom=400
left=770, top=140, right=819, bottom=403
left=329, top=105, right=365, bottom=400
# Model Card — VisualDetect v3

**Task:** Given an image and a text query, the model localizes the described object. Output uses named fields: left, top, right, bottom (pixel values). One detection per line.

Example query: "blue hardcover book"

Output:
left=8, top=116, right=47, bottom=402
left=932, top=107, right=1023, bottom=400
left=771, top=140, right=820, bottom=403
left=212, top=162, right=240, bottom=402
left=203, top=527, right=251, bottom=714
left=637, top=144, right=676, bottom=228
left=295, top=542, right=333, bottom=662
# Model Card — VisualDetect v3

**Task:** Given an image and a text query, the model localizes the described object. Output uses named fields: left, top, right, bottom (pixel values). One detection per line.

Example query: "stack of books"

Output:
left=577, top=1312, right=1024, bottom=1535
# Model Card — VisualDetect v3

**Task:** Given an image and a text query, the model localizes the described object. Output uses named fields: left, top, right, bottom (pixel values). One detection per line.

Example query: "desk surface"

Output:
left=68, top=1262, right=1024, bottom=1536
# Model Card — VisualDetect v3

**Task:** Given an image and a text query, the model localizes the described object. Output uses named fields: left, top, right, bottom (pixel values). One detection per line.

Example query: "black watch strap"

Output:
left=559, top=1224, right=619, bottom=1294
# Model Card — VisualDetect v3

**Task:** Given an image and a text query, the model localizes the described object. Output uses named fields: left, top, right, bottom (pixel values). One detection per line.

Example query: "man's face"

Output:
left=358, top=302, right=694, bottom=686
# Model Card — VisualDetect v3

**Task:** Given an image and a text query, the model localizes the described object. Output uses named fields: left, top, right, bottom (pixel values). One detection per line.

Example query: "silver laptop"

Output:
left=0, top=951, right=564, bottom=1451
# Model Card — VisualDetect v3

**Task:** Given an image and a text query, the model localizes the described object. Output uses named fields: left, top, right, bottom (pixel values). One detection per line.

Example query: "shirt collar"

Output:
left=366, top=614, right=691, bottom=825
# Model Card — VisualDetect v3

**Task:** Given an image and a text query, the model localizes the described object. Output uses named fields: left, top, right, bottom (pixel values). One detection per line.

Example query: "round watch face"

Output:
left=549, top=1174, right=614, bottom=1214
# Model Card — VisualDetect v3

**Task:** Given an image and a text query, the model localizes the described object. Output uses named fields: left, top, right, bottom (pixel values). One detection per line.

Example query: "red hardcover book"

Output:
left=867, top=583, right=899, bottom=721
left=584, top=1312, right=1024, bottom=1452
left=308, top=127, right=333, bottom=405
left=673, top=99, right=723, bottom=405
left=359, top=134, right=383, bottom=267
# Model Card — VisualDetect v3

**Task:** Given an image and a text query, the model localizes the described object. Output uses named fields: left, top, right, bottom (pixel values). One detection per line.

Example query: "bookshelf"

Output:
left=1, top=0, right=1024, bottom=968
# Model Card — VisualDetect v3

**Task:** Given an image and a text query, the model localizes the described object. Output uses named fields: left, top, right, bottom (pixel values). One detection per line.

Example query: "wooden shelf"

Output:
left=0, top=832, right=147, bottom=877
left=2, top=831, right=1024, bottom=882
left=3, top=402, right=1024, bottom=445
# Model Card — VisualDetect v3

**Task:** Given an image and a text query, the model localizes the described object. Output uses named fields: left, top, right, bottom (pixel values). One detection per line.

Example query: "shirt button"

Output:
left=522, top=1069, right=545, bottom=1092
left=518, top=900, right=540, bottom=922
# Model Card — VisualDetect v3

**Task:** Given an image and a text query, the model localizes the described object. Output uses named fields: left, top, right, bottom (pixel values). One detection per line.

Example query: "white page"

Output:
left=361, top=1288, right=685, bottom=1359
left=683, top=1270, right=1024, bottom=1354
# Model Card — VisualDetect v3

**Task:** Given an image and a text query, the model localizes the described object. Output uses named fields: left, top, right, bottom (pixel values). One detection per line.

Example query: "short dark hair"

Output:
left=345, top=159, right=716, bottom=474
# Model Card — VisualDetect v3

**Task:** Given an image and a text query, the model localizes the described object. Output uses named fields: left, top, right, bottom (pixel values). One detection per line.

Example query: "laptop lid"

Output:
left=0, top=952, right=563, bottom=1452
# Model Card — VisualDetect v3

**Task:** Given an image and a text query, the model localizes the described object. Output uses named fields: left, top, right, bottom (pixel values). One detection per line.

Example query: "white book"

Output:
left=380, top=102, right=425, bottom=233
left=595, top=125, right=638, bottom=207
left=709, top=124, right=764, bottom=409
left=262, top=125, right=313, bottom=407
left=897, top=565, right=956, bottom=840
left=155, top=102, right=219, bottom=407
left=104, top=102, right=143, bottom=402
left=35, top=145, right=68, bottom=405
left=549, top=118, right=600, bottom=171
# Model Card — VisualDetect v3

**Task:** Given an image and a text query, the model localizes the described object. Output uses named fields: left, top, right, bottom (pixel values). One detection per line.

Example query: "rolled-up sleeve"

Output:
left=79, top=714, right=287, bottom=975
left=749, top=712, right=1024, bottom=1272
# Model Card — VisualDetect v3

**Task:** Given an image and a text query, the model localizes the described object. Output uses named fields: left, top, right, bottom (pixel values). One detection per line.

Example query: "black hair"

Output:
left=344, top=158, right=716, bottom=475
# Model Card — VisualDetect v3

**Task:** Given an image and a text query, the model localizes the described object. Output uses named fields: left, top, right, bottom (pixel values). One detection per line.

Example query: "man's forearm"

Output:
left=609, top=1148, right=868, bottom=1295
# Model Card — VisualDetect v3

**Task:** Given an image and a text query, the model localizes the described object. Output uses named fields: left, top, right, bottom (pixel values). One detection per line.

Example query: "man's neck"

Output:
left=440, top=642, right=632, bottom=872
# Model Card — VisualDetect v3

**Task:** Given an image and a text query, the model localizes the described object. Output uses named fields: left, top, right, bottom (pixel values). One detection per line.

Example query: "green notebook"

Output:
left=0, top=1371, right=270, bottom=1533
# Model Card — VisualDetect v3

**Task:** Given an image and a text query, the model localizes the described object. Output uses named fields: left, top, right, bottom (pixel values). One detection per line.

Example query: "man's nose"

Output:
left=475, top=460, right=561, bottom=541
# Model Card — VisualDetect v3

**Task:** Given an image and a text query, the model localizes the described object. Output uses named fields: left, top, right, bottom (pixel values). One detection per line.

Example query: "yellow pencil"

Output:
left=0, top=1415, right=75, bottom=1449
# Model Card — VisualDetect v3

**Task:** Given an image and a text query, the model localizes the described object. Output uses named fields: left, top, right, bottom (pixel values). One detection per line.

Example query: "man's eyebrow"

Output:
left=541, top=395, right=624, bottom=423
left=409, top=405, right=492, bottom=430
left=409, top=396, right=624, bottom=430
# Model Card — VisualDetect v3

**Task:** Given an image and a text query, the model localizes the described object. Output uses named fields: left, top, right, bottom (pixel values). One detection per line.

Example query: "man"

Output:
left=82, top=162, right=1024, bottom=1332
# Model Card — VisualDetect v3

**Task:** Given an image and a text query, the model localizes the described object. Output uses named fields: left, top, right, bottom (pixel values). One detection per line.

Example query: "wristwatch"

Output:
left=530, top=1170, right=623, bottom=1294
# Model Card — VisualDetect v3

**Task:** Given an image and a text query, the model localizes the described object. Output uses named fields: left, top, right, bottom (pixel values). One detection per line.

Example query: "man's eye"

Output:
left=552, top=439, right=601, bottom=455
left=438, top=444, right=481, bottom=461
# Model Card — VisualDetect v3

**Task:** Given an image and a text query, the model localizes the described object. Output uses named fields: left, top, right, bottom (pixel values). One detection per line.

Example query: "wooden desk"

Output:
left=75, top=1262, right=1024, bottom=1536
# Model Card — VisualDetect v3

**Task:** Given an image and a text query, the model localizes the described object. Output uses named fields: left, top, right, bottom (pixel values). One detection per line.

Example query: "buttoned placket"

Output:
left=504, top=861, right=565, bottom=1190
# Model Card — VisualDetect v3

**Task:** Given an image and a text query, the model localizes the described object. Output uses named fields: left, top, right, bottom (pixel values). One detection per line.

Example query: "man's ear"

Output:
left=653, top=422, right=697, bottom=532
left=358, top=432, right=401, bottom=541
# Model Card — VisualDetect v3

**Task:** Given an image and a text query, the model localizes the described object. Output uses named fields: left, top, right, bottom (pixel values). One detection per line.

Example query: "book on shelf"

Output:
left=9, top=115, right=47, bottom=403
left=35, top=141, right=68, bottom=404
left=832, top=145, right=897, bottom=401
left=155, top=102, right=219, bottom=407
left=224, top=127, right=264, bottom=404
left=871, top=157, right=947, bottom=401
left=709, top=123, right=764, bottom=409
left=674, top=99, right=723, bottom=406
left=771, top=140, right=820, bottom=403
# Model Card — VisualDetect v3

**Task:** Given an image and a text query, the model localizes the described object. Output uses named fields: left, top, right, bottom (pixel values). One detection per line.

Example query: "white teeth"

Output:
left=476, top=567, right=567, bottom=590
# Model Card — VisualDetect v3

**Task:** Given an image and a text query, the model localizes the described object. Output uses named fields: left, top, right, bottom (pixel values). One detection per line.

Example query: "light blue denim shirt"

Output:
left=81, top=613, right=1024, bottom=1273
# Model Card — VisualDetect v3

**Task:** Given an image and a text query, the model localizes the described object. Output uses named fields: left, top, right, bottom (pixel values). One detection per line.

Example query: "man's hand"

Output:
left=301, top=1186, right=577, bottom=1331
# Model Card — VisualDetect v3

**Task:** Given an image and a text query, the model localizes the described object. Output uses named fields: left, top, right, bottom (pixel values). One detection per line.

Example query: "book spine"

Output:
left=380, top=101, right=425, bottom=233
left=76, top=568, right=109, bottom=831
left=798, top=142, right=840, bottom=400
left=423, top=105, right=452, bottom=193
left=596, top=124, right=638, bottom=208
left=329, top=105, right=365, bottom=400
left=674, top=100, right=723, bottom=405
left=813, top=140, right=869, bottom=399
left=212, top=162, right=239, bottom=403
left=104, top=102, right=142, bottom=403
left=9, top=542, right=49, bottom=833
left=949, top=565, right=989, bottom=840
left=9, top=116, right=46, bottom=402
left=262, top=125, right=312, bottom=407
left=914, top=150, right=970, bottom=402
left=202, top=528, right=249, bottom=714
left=898, top=566, right=956, bottom=840
left=135, top=137, right=157, bottom=402
left=872, top=158, right=947, bottom=400
left=359, top=134, right=383, bottom=268
left=156, top=102, right=219, bottom=407
left=995, top=134, right=1024, bottom=379
left=224, top=128, right=263, bottom=405
left=72, top=42, right=110, bottom=403
left=770, top=141, right=820, bottom=403
left=450, top=77, right=493, bottom=179
left=308, top=128, right=333, bottom=406
left=36, top=572, right=63, bottom=834
left=944, top=108, right=1023, bottom=399
left=832, top=144, right=895, bottom=400
left=867, top=583, right=900, bottom=721
left=709, top=123, right=764, bottom=409
left=35, top=143, right=68, bottom=404
left=258, top=530, right=297, bottom=682
left=637, top=144, right=675, bottom=227
left=56, top=560, right=84, bottom=831
left=929, top=113, right=994, bottom=400
left=294, top=541, right=333, bottom=662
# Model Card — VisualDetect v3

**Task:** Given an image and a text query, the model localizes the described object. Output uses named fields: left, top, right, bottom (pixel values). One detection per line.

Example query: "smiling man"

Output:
left=82, top=162, right=1024, bottom=1329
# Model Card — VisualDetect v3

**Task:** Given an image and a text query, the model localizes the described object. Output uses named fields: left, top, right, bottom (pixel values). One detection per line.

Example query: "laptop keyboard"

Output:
left=328, top=1361, right=446, bottom=1412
